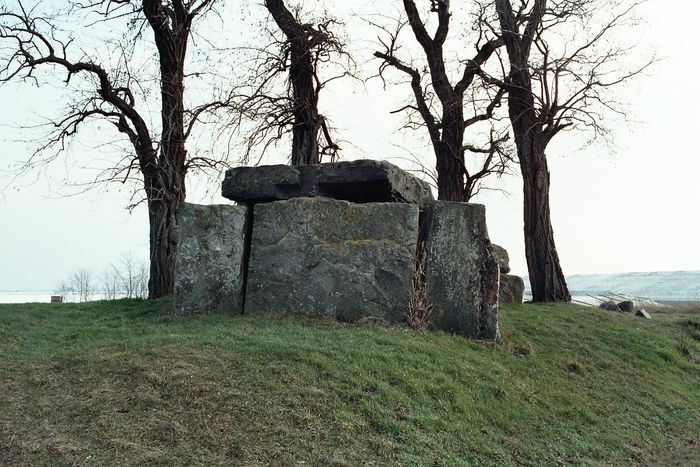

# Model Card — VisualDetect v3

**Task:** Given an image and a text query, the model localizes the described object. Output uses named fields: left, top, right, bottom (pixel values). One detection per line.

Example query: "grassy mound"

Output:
left=1, top=300, right=698, bottom=465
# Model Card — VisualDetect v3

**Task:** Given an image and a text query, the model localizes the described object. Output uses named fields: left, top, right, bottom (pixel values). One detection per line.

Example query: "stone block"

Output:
left=492, top=244, right=511, bottom=274
left=245, top=197, right=418, bottom=323
left=599, top=301, right=621, bottom=311
left=221, top=164, right=301, bottom=202
left=420, top=202, right=499, bottom=340
left=618, top=300, right=635, bottom=312
left=499, top=274, right=525, bottom=303
left=222, top=159, right=434, bottom=207
left=174, top=203, right=248, bottom=314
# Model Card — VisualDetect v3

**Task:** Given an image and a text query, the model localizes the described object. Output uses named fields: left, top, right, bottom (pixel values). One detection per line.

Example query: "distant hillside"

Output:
left=523, top=271, right=700, bottom=302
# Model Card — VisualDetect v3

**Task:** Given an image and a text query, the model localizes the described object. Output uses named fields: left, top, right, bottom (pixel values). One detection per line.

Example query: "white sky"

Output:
left=1, top=0, right=698, bottom=291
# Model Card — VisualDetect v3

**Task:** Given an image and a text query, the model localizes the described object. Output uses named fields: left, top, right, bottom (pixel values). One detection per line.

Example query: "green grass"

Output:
left=1, top=300, right=698, bottom=465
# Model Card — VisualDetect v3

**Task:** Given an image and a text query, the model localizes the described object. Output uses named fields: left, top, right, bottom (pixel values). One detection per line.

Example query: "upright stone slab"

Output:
left=222, top=159, right=434, bottom=207
left=420, top=202, right=499, bottom=340
left=174, top=203, right=248, bottom=314
left=499, top=275, right=525, bottom=303
left=245, top=197, right=419, bottom=323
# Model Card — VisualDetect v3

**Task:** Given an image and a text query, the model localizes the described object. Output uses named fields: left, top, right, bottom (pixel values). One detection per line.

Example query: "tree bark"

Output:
left=436, top=103, right=466, bottom=202
left=519, top=139, right=571, bottom=302
left=146, top=188, right=181, bottom=299
left=289, top=45, right=320, bottom=165
left=143, top=0, right=190, bottom=298
left=506, top=88, right=570, bottom=302
left=265, top=0, right=321, bottom=165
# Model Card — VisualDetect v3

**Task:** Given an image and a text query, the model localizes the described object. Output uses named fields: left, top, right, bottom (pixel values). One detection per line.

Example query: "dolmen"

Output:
left=174, top=159, right=500, bottom=340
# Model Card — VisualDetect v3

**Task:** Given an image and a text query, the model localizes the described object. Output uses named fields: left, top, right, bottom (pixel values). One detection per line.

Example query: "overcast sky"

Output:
left=1, top=0, right=698, bottom=292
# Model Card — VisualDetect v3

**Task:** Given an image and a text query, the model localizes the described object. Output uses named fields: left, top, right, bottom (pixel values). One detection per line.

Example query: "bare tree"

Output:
left=56, top=280, right=72, bottom=301
left=70, top=269, right=93, bottom=303
left=373, top=0, right=511, bottom=201
left=118, top=253, right=139, bottom=299
left=264, top=0, right=342, bottom=165
left=103, top=269, right=120, bottom=300
left=223, top=0, right=351, bottom=166
left=102, top=252, right=149, bottom=300
left=0, top=0, right=229, bottom=299
left=484, top=0, right=651, bottom=301
left=135, top=262, right=149, bottom=298
left=112, top=252, right=149, bottom=299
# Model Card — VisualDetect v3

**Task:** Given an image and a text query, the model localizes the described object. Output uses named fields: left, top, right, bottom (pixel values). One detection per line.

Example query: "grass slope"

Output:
left=0, top=300, right=698, bottom=465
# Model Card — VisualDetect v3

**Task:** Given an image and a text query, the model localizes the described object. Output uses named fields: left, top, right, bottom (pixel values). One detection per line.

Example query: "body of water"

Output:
left=0, top=292, right=130, bottom=304
left=523, top=271, right=700, bottom=302
left=2, top=270, right=699, bottom=304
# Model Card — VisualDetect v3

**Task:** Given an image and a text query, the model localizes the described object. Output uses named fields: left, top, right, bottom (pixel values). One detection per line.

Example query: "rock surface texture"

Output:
left=492, top=244, right=511, bottom=274
left=245, top=197, right=419, bottom=323
left=420, top=202, right=500, bottom=339
left=174, top=203, right=248, bottom=314
left=222, top=159, right=434, bottom=207
left=618, top=300, right=635, bottom=312
left=221, top=164, right=301, bottom=203
left=499, top=275, right=525, bottom=304
left=599, top=301, right=621, bottom=312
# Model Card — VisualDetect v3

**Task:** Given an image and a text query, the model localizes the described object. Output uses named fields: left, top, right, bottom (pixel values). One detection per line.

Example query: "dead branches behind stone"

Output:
left=407, top=241, right=433, bottom=331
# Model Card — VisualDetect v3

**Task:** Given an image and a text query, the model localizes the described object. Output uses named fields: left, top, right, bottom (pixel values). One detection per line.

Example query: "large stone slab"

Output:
left=221, top=164, right=302, bottom=203
left=222, top=159, right=434, bottom=207
left=420, top=202, right=500, bottom=340
left=499, top=274, right=525, bottom=304
left=245, top=197, right=419, bottom=322
left=174, top=203, right=248, bottom=314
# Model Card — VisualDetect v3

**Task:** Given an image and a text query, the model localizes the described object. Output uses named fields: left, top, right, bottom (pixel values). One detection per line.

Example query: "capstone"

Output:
left=221, top=164, right=301, bottom=203
left=222, top=159, right=434, bottom=207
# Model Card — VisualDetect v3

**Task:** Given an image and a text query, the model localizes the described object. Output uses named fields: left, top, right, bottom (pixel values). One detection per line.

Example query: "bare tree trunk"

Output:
left=520, top=141, right=571, bottom=302
left=146, top=192, right=180, bottom=298
left=144, top=0, right=189, bottom=298
left=435, top=144, right=463, bottom=201
left=289, top=46, right=320, bottom=165
left=436, top=105, right=466, bottom=202
left=507, top=103, right=570, bottom=302
left=265, top=0, right=321, bottom=165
